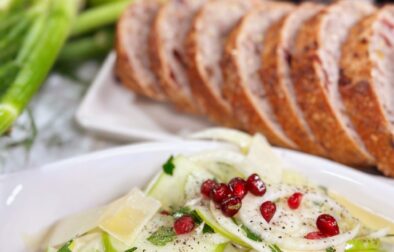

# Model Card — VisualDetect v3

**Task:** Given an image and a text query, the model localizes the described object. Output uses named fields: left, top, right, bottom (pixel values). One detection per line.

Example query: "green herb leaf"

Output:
left=202, top=224, right=215, bottom=234
left=163, top=156, right=175, bottom=175
left=57, top=240, right=73, bottom=252
left=312, top=201, right=323, bottom=207
left=269, top=244, right=283, bottom=252
left=172, top=206, right=191, bottom=218
left=125, top=248, right=137, bottom=252
left=147, top=226, right=176, bottom=246
left=231, top=218, right=262, bottom=242
left=326, top=247, right=336, bottom=252
left=318, top=185, right=328, bottom=195
left=190, top=210, right=203, bottom=225
left=240, top=225, right=262, bottom=242
left=171, top=207, right=202, bottom=225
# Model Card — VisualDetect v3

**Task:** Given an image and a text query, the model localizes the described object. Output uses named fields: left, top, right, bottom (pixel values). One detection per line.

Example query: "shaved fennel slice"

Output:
left=238, top=185, right=360, bottom=251
left=190, top=128, right=252, bottom=153
left=46, top=206, right=106, bottom=247
left=195, top=205, right=250, bottom=248
left=189, top=150, right=249, bottom=180
left=365, top=228, right=390, bottom=239
left=209, top=202, right=271, bottom=252
left=246, top=134, right=284, bottom=183
left=190, top=129, right=287, bottom=184
left=184, top=169, right=214, bottom=201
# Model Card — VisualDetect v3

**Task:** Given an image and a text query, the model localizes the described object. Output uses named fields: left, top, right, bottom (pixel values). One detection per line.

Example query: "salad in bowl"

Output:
left=43, top=129, right=394, bottom=252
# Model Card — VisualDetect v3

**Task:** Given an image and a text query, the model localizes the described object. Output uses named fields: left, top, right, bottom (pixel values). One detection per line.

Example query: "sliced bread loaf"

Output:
left=115, top=0, right=166, bottom=101
left=291, top=1, right=376, bottom=167
left=185, top=0, right=259, bottom=127
left=340, top=6, right=394, bottom=176
left=222, top=3, right=296, bottom=148
left=261, top=3, right=327, bottom=155
left=150, top=0, right=206, bottom=113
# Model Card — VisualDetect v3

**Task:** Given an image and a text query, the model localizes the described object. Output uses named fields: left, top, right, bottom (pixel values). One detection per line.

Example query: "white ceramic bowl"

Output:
left=1, top=141, right=393, bottom=252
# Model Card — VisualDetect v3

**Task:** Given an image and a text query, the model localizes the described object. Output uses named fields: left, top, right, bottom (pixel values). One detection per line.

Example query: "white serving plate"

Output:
left=1, top=141, right=394, bottom=252
left=76, top=53, right=212, bottom=142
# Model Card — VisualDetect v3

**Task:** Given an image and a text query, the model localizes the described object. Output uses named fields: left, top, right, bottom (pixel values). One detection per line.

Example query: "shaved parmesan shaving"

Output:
left=99, top=188, right=161, bottom=246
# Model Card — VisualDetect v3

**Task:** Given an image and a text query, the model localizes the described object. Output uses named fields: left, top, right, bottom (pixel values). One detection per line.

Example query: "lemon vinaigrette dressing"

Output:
left=329, top=192, right=394, bottom=242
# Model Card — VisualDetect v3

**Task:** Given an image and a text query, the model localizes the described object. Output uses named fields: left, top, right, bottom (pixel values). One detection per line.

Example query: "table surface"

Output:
left=0, top=62, right=122, bottom=174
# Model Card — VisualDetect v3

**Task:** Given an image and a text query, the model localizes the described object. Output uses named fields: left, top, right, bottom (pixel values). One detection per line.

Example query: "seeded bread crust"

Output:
left=115, top=0, right=166, bottom=101
left=222, top=3, right=296, bottom=148
left=291, top=1, right=375, bottom=167
left=185, top=0, right=260, bottom=127
left=261, top=3, right=327, bottom=155
left=149, top=0, right=204, bottom=114
left=340, top=6, right=394, bottom=176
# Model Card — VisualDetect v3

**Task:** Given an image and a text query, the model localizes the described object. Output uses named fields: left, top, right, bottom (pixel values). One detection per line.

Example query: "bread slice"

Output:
left=261, top=3, right=327, bottom=156
left=291, top=1, right=376, bottom=167
left=115, top=0, right=166, bottom=101
left=185, top=0, right=259, bottom=127
left=150, top=0, right=205, bottom=114
left=222, top=3, right=296, bottom=148
left=340, top=6, right=394, bottom=176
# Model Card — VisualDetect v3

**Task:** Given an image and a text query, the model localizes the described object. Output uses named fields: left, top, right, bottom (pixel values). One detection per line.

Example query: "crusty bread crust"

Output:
left=340, top=7, right=394, bottom=176
left=261, top=3, right=327, bottom=156
left=185, top=0, right=259, bottom=127
left=222, top=3, right=296, bottom=148
left=115, top=1, right=166, bottom=101
left=149, top=0, right=203, bottom=114
left=291, top=2, right=375, bottom=167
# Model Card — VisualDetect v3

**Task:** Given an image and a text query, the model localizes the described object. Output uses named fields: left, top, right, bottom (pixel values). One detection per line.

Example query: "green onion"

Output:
left=88, top=0, right=126, bottom=7
left=58, top=28, right=114, bottom=64
left=0, top=0, right=79, bottom=135
left=0, top=11, right=26, bottom=36
left=71, top=0, right=132, bottom=37
left=0, top=62, right=20, bottom=95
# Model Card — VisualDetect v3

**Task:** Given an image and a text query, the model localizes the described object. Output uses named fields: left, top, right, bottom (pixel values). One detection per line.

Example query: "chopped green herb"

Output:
left=240, top=225, right=262, bottom=242
left=125, top=248, right=137, bottom=252
left=190, top=210, right=203, bottom=225
left=326, top=247, right=336, bottom=252
left=269, top=244, right=283, bottom=252
left=231, top=218, right=263, bottom=242
left=147, top=226, right=176, bottom=246
left=163, top=156, right=175, bottom=175
left=57, top=240, right=73, bottom=252
left=318, top=185, right=328, bottom=195
left=312, top=201, right=323, bottom=207
left=171, top=207, right=202, bottom=225
left=231, top=218, right=262, bottom=242
left=202, top=224, right=215, bottom=234
left=172, top=206, right=192, bottom=218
